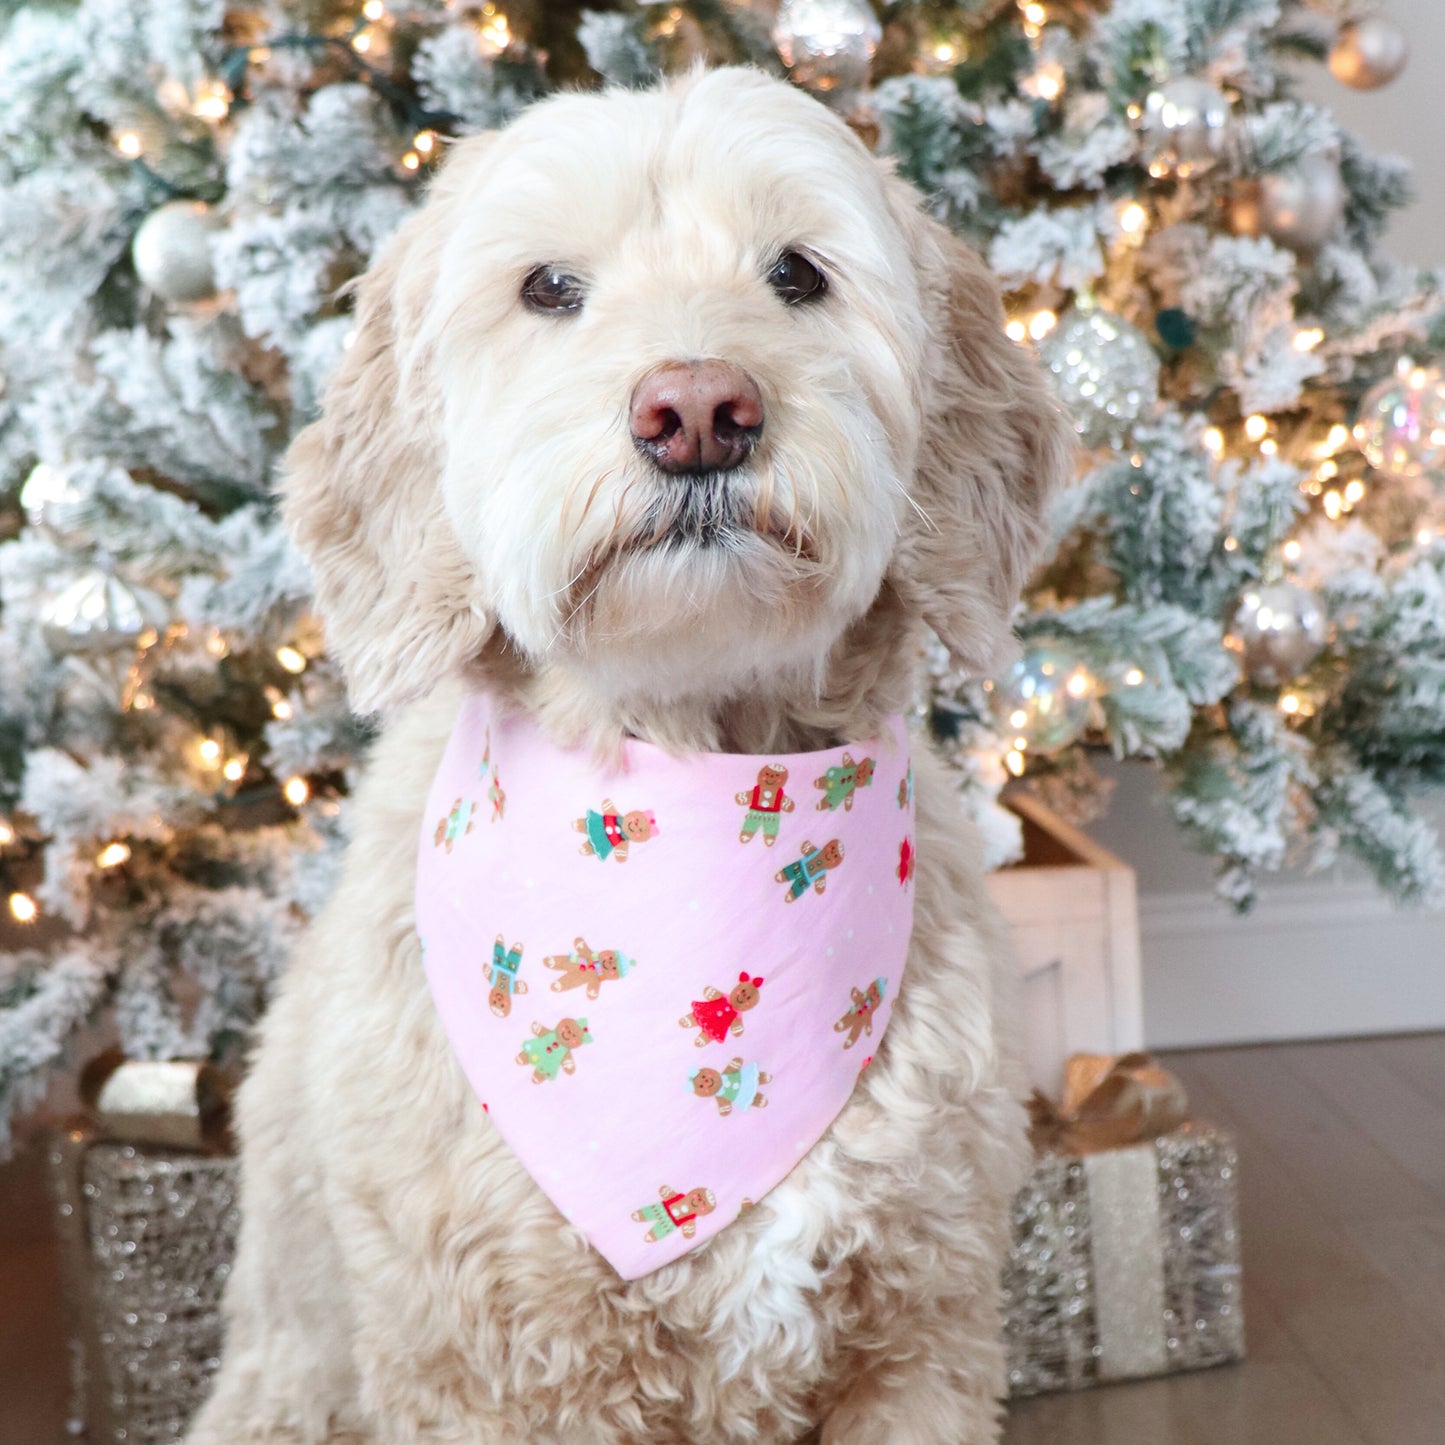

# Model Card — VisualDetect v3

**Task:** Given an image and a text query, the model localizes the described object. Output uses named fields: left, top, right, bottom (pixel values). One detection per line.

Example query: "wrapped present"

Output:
left=48, top=1055, right=240, bottom=1444
left=1003, top=1053, right=1246, bottom=1398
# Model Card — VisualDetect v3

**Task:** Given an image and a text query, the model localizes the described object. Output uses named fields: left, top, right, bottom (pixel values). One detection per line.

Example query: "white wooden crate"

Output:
left=986, top=792, right=1144, bottom=1096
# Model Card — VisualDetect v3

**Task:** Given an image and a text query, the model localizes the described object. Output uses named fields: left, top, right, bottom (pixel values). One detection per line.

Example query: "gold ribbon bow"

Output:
left=1028, top=1051, right=1189, bottom=1154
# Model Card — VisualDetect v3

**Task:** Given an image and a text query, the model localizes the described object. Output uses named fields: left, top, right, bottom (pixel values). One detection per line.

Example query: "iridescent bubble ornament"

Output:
left=1038, top=306, right=1161, bottom=447
left=1229, top=581, right=1328, bottom=687
left=1139, top=76, right=1232, bottom=179
left=772, top=0, right=882, bottom=98
left=986, top=644, right=1095, bottom=757
left=1354, top=368, right=1445, bottom=478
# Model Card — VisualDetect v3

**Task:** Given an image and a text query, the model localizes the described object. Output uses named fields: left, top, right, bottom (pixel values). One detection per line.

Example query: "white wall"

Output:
left=1081, top=2, right=1445, bottom=1048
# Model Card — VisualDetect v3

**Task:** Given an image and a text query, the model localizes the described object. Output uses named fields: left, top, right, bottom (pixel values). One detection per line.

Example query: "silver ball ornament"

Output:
left=1231, top=151, right=1345, bottom=252
left=1229, top=581, right=1328, bottom=687
left=987, top=644, right=1095, bottom=757
left=772, top=0, right=881, bottom=98
left=1038, top=307, right=1161, bottom=448
left=132, top=200, right=221, bottom=303
left=41, top=570, right=150, bottom=654
left=1139, top=76, right=1232, bottom=179
left=1330, top=16, right=1409, bottom=90
left=1354, top=369, right=1445, bottom=478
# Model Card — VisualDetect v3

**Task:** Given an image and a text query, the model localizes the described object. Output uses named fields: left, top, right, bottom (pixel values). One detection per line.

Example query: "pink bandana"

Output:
left=416, top=691, right=916, bottom=1279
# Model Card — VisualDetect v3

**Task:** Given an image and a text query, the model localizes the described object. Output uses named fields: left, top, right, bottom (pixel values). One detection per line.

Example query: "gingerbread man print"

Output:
left=632, top=1184, right=716, bottom=1243
left=544, top=937, right=634, bottom=999
left=573, top=799, right=658, bottom=862
left=898, top=764, right=914, bottom=811
left=487, top=766, right=505, bottom=822
left=775, top=839, right=844, bottom=901
left=487, top=935, right=528, bottom=1018
left=433, top=797, right=476, bottom=853
left=834, top=978, right=888, bottom=1049
left=735, top=765, right=794, bottom=846
left=814, top=753, right=875, bottom=812
left=689, top=1058, right=771, bottom=1116
left=516, top=1017, right=592, bottom=1083
left=680, top=973, right=765, bottom=1047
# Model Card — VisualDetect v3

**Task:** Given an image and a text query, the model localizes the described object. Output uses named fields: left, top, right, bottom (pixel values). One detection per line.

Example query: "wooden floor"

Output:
left=4, top=1035, right=1445, bottom=1442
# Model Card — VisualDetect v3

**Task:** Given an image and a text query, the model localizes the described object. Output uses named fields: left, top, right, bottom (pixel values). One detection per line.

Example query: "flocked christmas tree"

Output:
left=1, top=0, right=1443, bottom=1141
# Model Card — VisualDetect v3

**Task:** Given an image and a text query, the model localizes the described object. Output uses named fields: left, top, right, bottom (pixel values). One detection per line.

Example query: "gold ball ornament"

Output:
left=1229, top=151, right=1345, bottom=252
left=1229, top=581, right=1328, bottom=687
left=1330, top=16, right=1408, bottom=90
left=132, top=199, right=221, bottom=303
left=772, top=0, right=882, bottom=99
left=1139, top=76, right=1232, bottom=179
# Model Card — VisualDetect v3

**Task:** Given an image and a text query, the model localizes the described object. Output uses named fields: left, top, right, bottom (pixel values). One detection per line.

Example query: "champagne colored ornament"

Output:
left=132, top=199, right=221, bottom=303
left=772, top=0, right=882, bottom=99
left=1354, top=369, right=1445, bottom=477
left=41, top=570, right=149, bottom=654
left=1330, top=16, right=1408, bottom=90
left=1229, top=151, right=1345, bottom=252
left=1139, top=77, right=1231, bottom=179
left=1229, top=581, right=1327, bottom=687
left=987, top=643, right=1095, bottom=757
left=1038, top=307, right=1161, bottom=448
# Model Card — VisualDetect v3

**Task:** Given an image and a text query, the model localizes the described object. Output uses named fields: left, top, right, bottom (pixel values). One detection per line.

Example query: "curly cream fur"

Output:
left=192, top=67, right=1075, bottom=1445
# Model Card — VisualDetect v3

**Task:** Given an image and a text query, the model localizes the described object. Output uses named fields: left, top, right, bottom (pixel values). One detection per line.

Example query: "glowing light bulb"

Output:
left=1323, top=423, right=1351, bottom=454
left=276, top=646, right=307, bottom=674
left=272, top=698, right=294, bottom=721
left=1244, top=414, right=1269, bottom=443
left=1023, top=2, right=1047, bottom=22
left=1294, top=327, right=1324, bottom=353
left=283, top=776, right=310, bottom=806
left=1004, top=748, right=1026, bottom=777
left=401, top=151, right=420, bottom=172
left=1344, top=478, right=1366, bottom=505
left=222, top=758, right=246, bottom=782
left=1202, top=427, right=1225, bottom=456
left=1318, top=458, right=1339, bottom=481
left=96, top=842, right=132, bottom=869
left=1279, top=693, right=1301, bottom=715
left=352, top=29, right=373, bottom=52
left=362, top=0, right=386, bottom=17
left=9, top=892, right=37, bottom=923
left=198, top=738, right=222, bottom=767
left=1282, top=539, right=1302, bottom=562
left=115, top=131, right=143, bottom=158
left=414, top=130, right=437, bottom=155
left=1033, top=67, right=1063, bottom=101
left=191, top=79, right=231, bottom=122
left=1005, top=319, right=1028, bottom=343
left=933, top=43, right=956, bottom=64
left=1223, top=535, right=1238, bottom=552
left=477, top=7, right=511, bottom=54
left=1119, top=202, right=1148, bottom=236
left=1260, top=438, right=1278, bottom=456
left=1009, top=708, right=1029, bottom=729
left=1124, top=667, right=1145, bottom=686
left=1028, top=309, right=1058, bottom=341
left=206, top=631, right=229, bottom=658
left=0, top=821, right=13, bottom=847
left=1324, top=490, right=1344, bottom=520
left=1064, top=670, right=1091, bottom=699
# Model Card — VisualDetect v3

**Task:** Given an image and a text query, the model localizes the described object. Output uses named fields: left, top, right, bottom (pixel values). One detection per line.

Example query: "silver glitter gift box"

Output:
left=49, top=1058, right=240, bottom=1444
left=1003, top=1122, right=1246, bottom=1398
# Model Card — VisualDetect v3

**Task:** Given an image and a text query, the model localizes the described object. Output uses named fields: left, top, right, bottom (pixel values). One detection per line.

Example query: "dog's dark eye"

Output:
left=767, top=251, right=827, bottom=306
left=521, top=266, right=585, bottom=314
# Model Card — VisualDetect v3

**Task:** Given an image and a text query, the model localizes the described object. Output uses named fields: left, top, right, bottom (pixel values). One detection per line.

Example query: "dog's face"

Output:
left=285, top=69, right=1073, bottom=715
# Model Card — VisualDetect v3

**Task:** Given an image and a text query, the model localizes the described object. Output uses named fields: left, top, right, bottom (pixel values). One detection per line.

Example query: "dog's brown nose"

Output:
left=630, top=361, right=763, bottom=474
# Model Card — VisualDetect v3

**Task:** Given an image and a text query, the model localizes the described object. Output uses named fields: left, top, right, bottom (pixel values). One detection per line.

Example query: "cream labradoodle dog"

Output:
left=191, top=67, right=1072, bottom=1445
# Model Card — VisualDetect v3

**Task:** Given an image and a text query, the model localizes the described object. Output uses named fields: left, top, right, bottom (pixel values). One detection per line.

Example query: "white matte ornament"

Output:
left=1354, top=369, right=1445, bottom=477
left=1139, top=77, right=1231, bottom=179
left=132, top=200, right=221, bottom=303
left=1231, top=152, right=1345, bottom=252
left=988, top=643, right=1094, bottom=756
left=1330, top=16, right=1408, bottom=90
left=1039, top=307, right=1161, bottom=448
left=1230, top=581, right=1328, bottom=687
left=772, top=0, right=881, bottom=98
left=42, top=571, right=149, bottom=654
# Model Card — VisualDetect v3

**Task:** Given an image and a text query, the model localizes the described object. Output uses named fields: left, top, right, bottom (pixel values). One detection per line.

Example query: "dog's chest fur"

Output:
left=235, top=684, right=1029, bottom=1441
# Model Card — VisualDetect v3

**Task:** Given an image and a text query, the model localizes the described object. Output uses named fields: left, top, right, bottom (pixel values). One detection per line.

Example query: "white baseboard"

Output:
left=1138, top=879, right=1445, bottom=1048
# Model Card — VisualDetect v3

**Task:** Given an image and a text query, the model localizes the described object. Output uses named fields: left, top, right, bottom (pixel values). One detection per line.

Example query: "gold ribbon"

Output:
left=1028, top=1051, right=1189, bottom=1155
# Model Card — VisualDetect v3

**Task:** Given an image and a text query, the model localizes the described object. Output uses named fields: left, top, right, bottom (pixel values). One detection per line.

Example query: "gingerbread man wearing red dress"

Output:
left=679, top=973, right=765, bottom=1048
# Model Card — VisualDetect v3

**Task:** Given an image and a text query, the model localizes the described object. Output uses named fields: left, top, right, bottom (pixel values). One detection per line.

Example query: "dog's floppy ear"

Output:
left=282, top=137, right=497, bottom=714
left=883, top=175, right=1077, bottom=676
